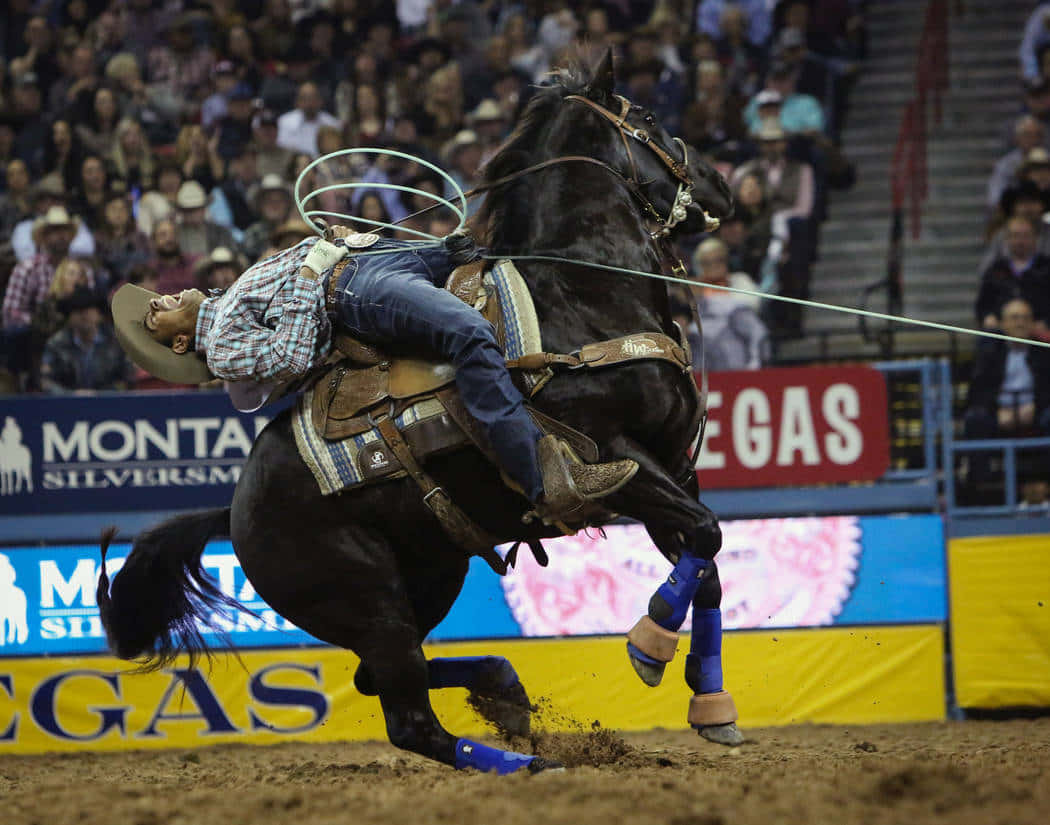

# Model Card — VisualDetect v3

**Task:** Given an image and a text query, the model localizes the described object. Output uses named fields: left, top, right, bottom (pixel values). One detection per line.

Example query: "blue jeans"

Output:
left=333, top=239, right=545, bottom=501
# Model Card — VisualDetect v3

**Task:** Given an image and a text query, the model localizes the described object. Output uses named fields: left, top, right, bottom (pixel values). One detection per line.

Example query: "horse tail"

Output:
left=96, top=508, right=238, bottom=671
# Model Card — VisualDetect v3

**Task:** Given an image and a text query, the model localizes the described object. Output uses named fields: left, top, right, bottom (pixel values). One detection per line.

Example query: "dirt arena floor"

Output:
left=2, top=718, right=1047, bottom=825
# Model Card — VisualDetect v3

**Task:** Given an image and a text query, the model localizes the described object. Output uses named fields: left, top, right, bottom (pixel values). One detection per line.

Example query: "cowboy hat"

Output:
left=111, top=283, right=214, bottom=384
left=467, top=99, right=504, bottom=123
left=270, top=218, right=315, bottom=248
left=32, top=205, right=80, bottom=245
left=175, top=180, right=209, bottom=210
left=440, top=129, right=480, bottom=164
left=194, top=246, right=245, bottom=279
left=251, top=173, right=293, bottom=212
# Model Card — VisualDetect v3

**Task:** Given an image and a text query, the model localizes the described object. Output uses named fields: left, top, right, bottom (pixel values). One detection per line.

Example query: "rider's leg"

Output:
left=334, top=260, right=636, bottom=511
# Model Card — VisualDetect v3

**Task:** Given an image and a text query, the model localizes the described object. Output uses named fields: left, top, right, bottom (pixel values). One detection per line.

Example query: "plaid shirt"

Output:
left=2, top=255, right=97, bottom=330
left=195, top=239, right=331, bottom=382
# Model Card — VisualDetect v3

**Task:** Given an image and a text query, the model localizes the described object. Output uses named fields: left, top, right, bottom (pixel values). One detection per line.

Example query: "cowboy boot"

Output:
left=528, top=435, right=638, bottom=525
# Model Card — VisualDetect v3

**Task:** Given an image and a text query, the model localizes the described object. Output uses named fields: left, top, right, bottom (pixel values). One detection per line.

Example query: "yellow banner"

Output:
left=950, top=533, right=1050, bottom=708
left=0, top=625, right=944, bottom=753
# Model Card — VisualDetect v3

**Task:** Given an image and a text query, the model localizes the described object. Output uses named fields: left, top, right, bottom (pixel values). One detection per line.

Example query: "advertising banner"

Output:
left=0, top=514, right=944, bottom=658
left=950, top=533, right=1050, bottom=709
left=695, top=365, right=890, bottom=489
left=0, top=626, right=946, bottom=754
left=0, top=391, right=281, bottom=516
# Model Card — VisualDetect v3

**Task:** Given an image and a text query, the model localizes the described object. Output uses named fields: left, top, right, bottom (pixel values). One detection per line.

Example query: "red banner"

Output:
left=695, top=366, right=889, bottom=489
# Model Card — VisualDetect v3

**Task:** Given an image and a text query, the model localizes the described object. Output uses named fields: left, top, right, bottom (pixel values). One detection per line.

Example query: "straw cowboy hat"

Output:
left=193, top=246, right=246, bottom=281
left=111, top=284, right=214, bottom=384
left=467, top=99, right=505, bottom=124
left=175, top=180, right=209, bottom=210
left=440, top=129, right=480, bottom=165
left=270, top=218, right=315, bottom=248
left=31, top=205, right=80, bottom=246
left=251, top=173, right=293, bottom=212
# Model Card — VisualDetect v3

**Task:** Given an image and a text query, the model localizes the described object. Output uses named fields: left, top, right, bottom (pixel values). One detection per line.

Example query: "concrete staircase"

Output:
left=778, top=0, right=1033, bottom=362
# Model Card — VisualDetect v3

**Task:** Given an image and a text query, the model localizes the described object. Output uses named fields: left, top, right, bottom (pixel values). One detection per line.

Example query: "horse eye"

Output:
left=644, top=114, right=655, bottom=126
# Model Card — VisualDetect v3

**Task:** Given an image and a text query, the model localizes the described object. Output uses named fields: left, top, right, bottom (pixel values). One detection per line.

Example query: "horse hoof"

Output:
left=697, top=721, right=744, bottom=747
left=528, top=757, right=566, bottom=774
left=627, top=648, right=665, bottom=687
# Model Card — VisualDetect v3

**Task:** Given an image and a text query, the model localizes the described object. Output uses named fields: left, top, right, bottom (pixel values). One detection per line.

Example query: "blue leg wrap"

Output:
left=455, top=738, right=535, bottom=774
left=685, top=608, right=724, bottom=694
left=651, top=555, right=711, bottom=631
left=429, top=657, right=517, bottom=691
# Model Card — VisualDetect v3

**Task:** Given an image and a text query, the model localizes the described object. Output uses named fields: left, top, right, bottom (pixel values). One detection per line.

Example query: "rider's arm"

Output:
left=205, top=273, right=328, bottom=382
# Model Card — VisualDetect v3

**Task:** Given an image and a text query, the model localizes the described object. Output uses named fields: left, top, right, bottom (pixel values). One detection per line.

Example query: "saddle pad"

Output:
left=293, top=390, right=445, bottom=495
left=293, top=259, right=545, bottom=495
left=487, top=259, right=546, bottom=393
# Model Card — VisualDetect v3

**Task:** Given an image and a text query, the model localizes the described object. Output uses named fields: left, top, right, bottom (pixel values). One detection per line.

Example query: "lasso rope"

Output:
left=297, top=148, right=1048, bottom=350
left=295, top=147, right=468, bottom=244
left=484, top=253, right=1050, bottom=350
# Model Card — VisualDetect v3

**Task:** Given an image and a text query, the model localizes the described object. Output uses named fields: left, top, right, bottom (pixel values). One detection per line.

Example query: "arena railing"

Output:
left=865, top=0, right=951, bottom=351
left=939, top=363, right=1050, bottom=519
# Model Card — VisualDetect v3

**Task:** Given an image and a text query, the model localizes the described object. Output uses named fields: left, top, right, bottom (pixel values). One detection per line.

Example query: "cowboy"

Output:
left=113, top=228, right=638, bottom=522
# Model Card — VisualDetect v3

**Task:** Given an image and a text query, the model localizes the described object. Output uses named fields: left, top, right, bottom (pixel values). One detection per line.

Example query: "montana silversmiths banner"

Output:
left=0, top=515, right=945, bottom=657
left=0, top=391, right=286, bottom=515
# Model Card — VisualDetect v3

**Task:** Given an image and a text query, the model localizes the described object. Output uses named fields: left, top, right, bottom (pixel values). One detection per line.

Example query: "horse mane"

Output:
left=472, top=64, right=594, bottom=246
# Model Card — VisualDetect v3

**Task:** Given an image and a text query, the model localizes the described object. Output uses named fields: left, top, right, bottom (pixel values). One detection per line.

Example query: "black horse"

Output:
left=97, top=55, right=738, bottom=774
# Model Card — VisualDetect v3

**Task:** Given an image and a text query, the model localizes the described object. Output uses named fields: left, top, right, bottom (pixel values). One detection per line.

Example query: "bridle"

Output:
left=564, top=93, right=701, bottom=237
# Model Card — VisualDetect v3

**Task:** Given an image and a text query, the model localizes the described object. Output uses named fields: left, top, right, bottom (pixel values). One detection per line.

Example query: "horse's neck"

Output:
left=510, top=188, right=669, bottom=346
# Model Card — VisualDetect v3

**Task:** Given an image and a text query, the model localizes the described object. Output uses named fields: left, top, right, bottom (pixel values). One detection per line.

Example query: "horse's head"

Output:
left=575, top=51, right=734, bottom=234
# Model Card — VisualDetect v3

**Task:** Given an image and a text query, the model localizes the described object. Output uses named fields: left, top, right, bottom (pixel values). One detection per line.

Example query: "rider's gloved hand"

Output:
left=444, top=230, right=481, bottom=267
left=302, top=238, right=348, bottom=280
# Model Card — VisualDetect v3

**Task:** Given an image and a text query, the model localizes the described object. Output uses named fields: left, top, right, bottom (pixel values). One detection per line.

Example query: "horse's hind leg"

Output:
left=355, top=547, right=532, bottom=737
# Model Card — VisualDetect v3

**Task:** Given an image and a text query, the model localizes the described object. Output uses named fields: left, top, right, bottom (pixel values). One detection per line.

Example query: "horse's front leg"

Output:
left=605, top=437, right=743, bottom=747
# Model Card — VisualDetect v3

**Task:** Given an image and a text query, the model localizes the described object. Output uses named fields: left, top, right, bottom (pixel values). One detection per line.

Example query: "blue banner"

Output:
left=0, top=391, right=288, bottom=516
left=0, top=514, right=945, bottom=658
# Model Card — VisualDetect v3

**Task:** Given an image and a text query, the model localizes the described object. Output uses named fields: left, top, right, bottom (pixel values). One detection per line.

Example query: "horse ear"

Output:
left=587, top=48, right=616, bottom=101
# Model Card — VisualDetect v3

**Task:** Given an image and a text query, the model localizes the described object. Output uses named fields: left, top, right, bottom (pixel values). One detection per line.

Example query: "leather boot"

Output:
left=529, top=435, right=638, bottom=524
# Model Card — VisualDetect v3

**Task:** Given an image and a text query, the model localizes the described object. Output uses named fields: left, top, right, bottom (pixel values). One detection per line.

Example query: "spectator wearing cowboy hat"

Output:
left=11, top=177, right=96, bottom=262
left=174, top=180, right=236, bottom=259
left=194, top=247, right=245, bottom=292
left=39, top=285, right=133, bottom=394
left=732, top=120, right=815, bottom=336
left=4, top=206, right=98, bottom=334
left=242, top=174, right=293, bottom=262
left=258, top=218, right=316, bottom=261
left=441, top=129, right=483, bottom=216
left=467, top=98, right=509, bottom=166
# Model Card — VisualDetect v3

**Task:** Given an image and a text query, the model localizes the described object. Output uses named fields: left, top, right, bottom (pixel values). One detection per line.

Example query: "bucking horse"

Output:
left=97, top=53, right=739, bottom=774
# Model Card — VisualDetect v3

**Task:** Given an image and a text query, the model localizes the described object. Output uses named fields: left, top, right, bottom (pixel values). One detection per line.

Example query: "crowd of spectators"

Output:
left=972, top=2, right=1050, bottom=450
left=0, top=0, right=867, bottom=396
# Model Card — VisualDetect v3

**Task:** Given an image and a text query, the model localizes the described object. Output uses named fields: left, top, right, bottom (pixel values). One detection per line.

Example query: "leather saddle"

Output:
left=310, top=260, right=598, bottom=476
